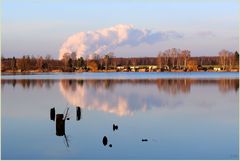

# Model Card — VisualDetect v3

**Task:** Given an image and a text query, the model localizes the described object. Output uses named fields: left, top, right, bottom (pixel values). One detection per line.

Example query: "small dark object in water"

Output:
left=50, top=108, right=55, bottom=121
left=67, top=118, right=70, bottom=120
left=142, top=139, right=148, bottom=142
left=113, top=124, right=118, bottom=131
left=102, top=136, right=108, bottom=146
left=109, top=144, right=112, bottom=147
left=76, top=106, right=81, bottom=121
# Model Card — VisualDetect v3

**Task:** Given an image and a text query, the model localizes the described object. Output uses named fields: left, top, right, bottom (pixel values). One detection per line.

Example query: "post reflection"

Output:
left=76, top=106, right=81, bottom=121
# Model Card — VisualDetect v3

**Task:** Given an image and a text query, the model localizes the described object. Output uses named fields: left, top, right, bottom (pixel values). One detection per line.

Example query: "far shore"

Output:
left=1, top=69, right=239, bottom=74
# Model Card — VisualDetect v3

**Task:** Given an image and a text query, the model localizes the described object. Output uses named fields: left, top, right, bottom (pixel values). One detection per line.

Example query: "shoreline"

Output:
left=1, top=69, right=239, bottom=74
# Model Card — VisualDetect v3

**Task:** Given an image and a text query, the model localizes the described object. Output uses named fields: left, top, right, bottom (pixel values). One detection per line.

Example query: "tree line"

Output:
left=1, top=48, right=239, bottom=72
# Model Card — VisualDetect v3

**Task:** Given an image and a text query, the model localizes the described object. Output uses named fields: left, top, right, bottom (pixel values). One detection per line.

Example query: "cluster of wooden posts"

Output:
left=50, top=106, right=81, bottom=147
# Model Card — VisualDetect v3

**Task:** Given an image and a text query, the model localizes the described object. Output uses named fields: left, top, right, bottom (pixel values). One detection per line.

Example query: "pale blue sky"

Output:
left=2, top=0, right=239, bottom=58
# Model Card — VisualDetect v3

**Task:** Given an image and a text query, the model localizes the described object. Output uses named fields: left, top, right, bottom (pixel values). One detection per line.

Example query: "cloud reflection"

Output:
left=58, top=79, right=239, bottom=116
left=59, top=80, right=133, bottom=116
left=1, top=79, right=238, bottom=117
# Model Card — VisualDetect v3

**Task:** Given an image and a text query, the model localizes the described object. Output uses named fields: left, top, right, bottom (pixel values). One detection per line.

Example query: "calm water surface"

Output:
left=1, top=72, right=239, bottom=159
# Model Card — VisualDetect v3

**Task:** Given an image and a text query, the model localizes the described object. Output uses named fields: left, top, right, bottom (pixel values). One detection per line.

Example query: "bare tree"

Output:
left=104, top=54, right=109, bottom=71
left=176, top=52, right=182, bottom=69
left=181, top=50, right=191, bottom=69
left=62, top=53, right=70, bottom=69
left=219, top=49, right=228, bottom=70
left=18, top=55, right=27, bottom=71
left=157, top=51, right=163, bottom=69
left=11, top=57, right=17, bottom=70
left=131, top=58, right=137, bottom=66
left=170, top=48, right=178, bottom=68
left=104, top=52, right=114, bottom=70
left=107, top=52, right=114, bottom=67
left=99, top=55, right=104, bottom=70
left=36, top=56, right=43, bottom=70
left=234, top=51, right=239, bottom=67
left=163, top=51, right=169, bottom=67
left=112, top=58, right=117, bottom=70
left=228, top=52, right=235, bottom=70
left=26, top=55, right=31, bottom=70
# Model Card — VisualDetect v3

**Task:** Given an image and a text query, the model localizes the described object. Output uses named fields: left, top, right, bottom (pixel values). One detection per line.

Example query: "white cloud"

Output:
left=59, top=24, right=183, bottom=59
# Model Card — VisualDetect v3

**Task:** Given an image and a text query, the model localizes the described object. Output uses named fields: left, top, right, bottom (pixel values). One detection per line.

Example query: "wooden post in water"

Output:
left=50, top=108, right=55, bottom=121
left=56, top=114, right=65, bottom=136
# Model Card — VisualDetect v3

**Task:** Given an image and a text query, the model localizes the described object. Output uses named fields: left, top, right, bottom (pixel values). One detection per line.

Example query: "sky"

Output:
left=2, top=0, right=239, bottom=59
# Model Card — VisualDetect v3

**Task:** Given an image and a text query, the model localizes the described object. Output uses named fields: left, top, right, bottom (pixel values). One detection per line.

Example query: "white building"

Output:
left=213, top=67, right=221, bottom=71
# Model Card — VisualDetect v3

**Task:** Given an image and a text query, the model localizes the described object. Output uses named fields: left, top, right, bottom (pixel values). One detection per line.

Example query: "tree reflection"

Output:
left=58, top=79, right=239, bottom=116
left=2, top=78, right=238, bottom=116
left=1, top=79, right=56, bottom=89
left=59, top=79, right=239, bottom=94
left=218, top=79, right=239, bottom=92
left=156, top=79, right=191, bottom=95
left=2, top=79, right=239, bottom=94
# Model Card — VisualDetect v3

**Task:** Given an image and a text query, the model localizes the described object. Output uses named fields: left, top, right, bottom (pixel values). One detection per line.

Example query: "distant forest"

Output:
left=1, top=48, right=239, bottom=72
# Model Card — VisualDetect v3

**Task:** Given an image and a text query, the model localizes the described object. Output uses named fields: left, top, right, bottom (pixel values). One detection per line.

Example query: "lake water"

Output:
left=1, top=72, right=239, bottom=160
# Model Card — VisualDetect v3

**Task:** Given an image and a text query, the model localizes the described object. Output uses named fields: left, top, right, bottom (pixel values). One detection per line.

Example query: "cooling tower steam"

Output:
left=59, top=24, right=182, bottom=59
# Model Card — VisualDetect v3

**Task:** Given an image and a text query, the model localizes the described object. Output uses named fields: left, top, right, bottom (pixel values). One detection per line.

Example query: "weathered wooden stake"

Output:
left=56, top=114, right=65, bottom=136
left=50, top=108, right=55, bottom=121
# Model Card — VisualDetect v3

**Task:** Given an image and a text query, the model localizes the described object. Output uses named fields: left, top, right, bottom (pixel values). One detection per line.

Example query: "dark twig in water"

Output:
left=64, top=107, right=70, bottom=120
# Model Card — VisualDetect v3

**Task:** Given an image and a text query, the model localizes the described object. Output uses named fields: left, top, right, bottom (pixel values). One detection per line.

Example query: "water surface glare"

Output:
left=1, top=72, right=239, bottom=159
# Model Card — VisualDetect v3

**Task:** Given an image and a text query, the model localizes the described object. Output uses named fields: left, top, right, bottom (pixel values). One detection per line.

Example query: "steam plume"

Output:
left=59, top=24, right=182, bottom=59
